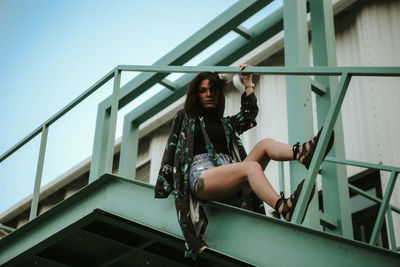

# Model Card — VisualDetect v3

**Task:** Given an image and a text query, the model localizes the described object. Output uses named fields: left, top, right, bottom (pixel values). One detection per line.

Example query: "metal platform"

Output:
left=1, top=174, right=399, bottom=266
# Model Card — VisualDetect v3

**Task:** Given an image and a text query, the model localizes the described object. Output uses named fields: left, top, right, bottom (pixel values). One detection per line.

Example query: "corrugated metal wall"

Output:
left=336, top=0, right=400, bottom=245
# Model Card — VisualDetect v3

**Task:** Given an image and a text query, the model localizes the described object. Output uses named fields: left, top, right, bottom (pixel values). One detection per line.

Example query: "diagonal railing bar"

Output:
left=348, top=184, right=400, bottom=215
left=0, top=68, right=115, bottom=163
left=370, top=171, right=399, bottom=245
left=291, top=72, right=352, bottom=224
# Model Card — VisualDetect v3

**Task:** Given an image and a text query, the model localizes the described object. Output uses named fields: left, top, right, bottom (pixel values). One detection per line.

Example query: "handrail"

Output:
left=3, top=66, right=398, bottom=163
left=118, top=65, right=400, bottom=76
left=0, top=68, right=115, bottom=163
left=325, top=156, right=400, bottom=247
left=325, top=156, right=400, bottom=173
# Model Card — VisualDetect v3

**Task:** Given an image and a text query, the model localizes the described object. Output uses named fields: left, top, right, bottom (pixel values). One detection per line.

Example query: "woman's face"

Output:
left=198, top=79, right=219, bottom=109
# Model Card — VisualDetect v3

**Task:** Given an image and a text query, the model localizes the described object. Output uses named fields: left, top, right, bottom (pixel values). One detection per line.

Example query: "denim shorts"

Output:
left=189, top=153, right=233, bottom=194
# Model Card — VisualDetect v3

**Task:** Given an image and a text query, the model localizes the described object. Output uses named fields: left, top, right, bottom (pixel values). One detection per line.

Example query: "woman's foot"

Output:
left=293, top=128, right=335, bottom=169
left=274, top=179, right=315, bottom=223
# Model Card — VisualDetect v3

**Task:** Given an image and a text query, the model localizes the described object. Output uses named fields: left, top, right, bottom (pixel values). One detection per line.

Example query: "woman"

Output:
left=154, top=64, right=334, bottom=259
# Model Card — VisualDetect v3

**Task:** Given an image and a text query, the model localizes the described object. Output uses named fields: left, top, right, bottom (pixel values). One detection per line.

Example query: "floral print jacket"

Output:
left=154, top=92, right=265, bottom=259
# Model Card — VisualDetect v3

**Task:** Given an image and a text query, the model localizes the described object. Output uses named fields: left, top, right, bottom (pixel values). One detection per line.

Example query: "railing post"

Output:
left=309, top=0, right=353, bottom=238
left=29, top=124, right=48, bottom=220
left=104, top=68, right=121, bottom=173
left=370, top=171, right=398, bottom=245
left=386, top=206, right=397, bottom=251
left=89, top=68, right=121, bottom=182
left=283, top=0, right=319, bottom=228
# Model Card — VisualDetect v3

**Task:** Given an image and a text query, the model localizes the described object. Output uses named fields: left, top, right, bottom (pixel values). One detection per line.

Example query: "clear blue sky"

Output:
left=0, top=0, right=278, bottom=214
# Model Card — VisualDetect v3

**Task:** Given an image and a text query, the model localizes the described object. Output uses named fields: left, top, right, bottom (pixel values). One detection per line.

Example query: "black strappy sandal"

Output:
left=274, top=179, right=315, bottom=223
left=292, top=128, right=335, bottom=169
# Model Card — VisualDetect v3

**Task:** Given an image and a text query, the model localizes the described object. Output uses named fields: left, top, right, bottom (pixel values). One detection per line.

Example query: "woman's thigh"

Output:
left=195, top=162, right=251, bottom=201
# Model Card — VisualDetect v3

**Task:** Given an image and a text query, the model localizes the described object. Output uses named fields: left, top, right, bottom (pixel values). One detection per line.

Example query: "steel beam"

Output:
left=310, top=78, right=327, bottom=95
left=1, top=174, right=399, bottom=266
left=310, top=0, right=352, bottom=238
left=101, top=0, right=273, bottom=111
left=0, top=224, right=15, bottom=233
left=118, top=122, right=139, bottom=180
left=283, top=0, right=319, bottom=228
left=89, top=0, right=274, bottom=183
left=89, top=96, right=114, bottom=182
left=233, top=25, right=252, bottom=39
left=159, top=79, right=177, bottom=91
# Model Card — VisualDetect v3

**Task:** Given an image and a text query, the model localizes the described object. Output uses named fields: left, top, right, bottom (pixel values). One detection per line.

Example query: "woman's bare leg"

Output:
left=195, top=161, right=281, bottom=209
left=245, top=138, right=293, bottom=170
left=195, top=138, right=298, bottom=215
left=236, top=138, right=293, bottom=197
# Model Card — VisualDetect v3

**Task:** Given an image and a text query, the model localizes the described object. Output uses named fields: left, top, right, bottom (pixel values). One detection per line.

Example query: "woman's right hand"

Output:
left=239, top=64, right=254, bottom=95
left=239, top=63, right=254, bottom=88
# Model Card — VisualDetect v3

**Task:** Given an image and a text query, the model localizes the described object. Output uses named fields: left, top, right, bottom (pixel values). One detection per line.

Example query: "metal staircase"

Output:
left=1, top=0, right=400, bottom=266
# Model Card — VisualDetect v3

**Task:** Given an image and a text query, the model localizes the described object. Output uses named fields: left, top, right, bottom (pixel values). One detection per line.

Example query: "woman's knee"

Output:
left=257, top=138, right=275, bottom=148
left=242, top=161, right=263, bottom=176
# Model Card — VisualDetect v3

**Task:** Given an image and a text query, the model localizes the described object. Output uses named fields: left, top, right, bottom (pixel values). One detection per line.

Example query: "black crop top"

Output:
left=193, top=108, right=229, bottom=156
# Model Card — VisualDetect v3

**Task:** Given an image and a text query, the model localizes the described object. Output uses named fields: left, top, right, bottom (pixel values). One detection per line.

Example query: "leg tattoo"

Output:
left=195, top=177, right=205, bottom=195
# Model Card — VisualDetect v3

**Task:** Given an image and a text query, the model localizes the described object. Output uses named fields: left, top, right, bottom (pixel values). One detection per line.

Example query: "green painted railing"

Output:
left=1, top=65, right=399, bottom=253
left=0, top=68, right=116, bottom=220
left=325, top=156, right=400, bottom=252
left=112, top=65, right=399, bottom=253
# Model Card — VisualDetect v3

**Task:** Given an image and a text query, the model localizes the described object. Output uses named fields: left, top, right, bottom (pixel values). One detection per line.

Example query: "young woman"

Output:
left=154, top=64, right=334, bottom=259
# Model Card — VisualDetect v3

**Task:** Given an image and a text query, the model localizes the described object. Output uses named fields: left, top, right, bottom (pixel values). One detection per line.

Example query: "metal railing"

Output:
left=0, top=69, right=116, bottom=220
left=325, top=156, right=400, bottom=252
left=1, top=65, right=399, bottom=252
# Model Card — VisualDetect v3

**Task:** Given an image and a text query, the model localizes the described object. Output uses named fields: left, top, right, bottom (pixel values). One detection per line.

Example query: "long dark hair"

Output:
left=184, top=72, right=226, bottom=118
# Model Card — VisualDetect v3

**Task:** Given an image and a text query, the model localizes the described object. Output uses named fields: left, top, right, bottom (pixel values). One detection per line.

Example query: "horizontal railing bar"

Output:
left=325, top=156, right=400, bottom=173
left=0, top=68, right=115, bottom=163
left=2, top=65, right=399, bottom=164
left=117, top=65, right=400, bottom=76
left=348, top=184, right=400, bottom=214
